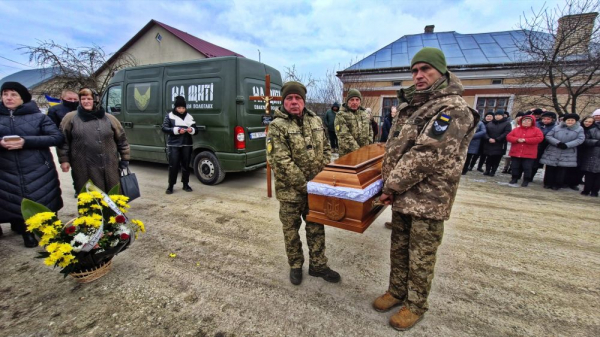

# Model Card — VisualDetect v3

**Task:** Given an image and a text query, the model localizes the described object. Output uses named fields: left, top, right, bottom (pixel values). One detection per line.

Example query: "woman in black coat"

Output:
left=483, top=110, right=512, bottom=176
left=162, top=96, right=197, bottom=194
left=0, top=82, right=64, bottom=247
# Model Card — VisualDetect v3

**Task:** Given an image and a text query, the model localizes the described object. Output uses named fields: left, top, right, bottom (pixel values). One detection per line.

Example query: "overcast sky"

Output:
left=0, top=0, right=564, bottom=81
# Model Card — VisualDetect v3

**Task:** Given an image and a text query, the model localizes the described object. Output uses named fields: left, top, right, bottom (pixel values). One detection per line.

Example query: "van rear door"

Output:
left=122, top=67, right=166, bottom=162
left=238, top=59, right=283, bottom=167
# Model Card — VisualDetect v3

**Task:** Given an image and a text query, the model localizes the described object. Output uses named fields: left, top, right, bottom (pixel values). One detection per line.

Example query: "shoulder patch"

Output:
left=431, top=114, right=452, bottom=136
left=266, top=137, right=273, bottom=153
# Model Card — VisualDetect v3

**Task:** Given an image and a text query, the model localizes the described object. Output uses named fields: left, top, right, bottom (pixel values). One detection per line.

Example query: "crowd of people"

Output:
left=0, top=82, right=130, bottom=247
left=461, top=108, right=600, bottom=195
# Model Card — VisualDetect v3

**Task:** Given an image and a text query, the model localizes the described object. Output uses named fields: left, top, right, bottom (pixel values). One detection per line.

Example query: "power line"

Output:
left=0, top=63, right=23, bottom=70
left=0, top=55, right=34, bottom=68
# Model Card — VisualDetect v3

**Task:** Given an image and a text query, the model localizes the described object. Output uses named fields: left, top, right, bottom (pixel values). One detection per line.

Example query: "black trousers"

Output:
left=544, top=166, right=567, bottom=188
left=566, top=167, right=584, bottom=187
left=583, top=171, right=600, bottom=194
left=485, top=155, right=503, bottom=174
left=463, top=154, right=477, bottom=173
left=168, top=146, right=192, bottom=186
left=328, top=130, right=338, bottom=149
left=476, top=155, right=487, bottom=170
left=511, top=157, right=535, bottom=181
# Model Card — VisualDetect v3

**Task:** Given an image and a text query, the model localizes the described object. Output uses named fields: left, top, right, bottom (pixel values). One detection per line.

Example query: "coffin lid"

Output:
left=312, top=144, right=385, bottom=189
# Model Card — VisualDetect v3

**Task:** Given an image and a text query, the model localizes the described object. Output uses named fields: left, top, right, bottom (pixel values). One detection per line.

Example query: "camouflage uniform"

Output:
left=381, top=72, right=479, bottom=315
left=334, top=105, right=373, bottom=156
left=266, top=107, right=332, bottom=271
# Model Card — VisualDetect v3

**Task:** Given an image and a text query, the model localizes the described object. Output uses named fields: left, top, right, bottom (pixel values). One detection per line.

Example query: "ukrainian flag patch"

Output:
left=432, top=113, right=452, bottom=136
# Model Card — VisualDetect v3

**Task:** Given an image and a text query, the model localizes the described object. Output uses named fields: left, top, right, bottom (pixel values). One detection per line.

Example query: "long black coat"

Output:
left=483, top=118, right=512, bottom=156
left=0, top=101, right=64, bottom=223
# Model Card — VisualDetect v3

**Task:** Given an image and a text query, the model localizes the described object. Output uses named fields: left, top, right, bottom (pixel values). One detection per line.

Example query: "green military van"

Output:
left=101, top=56, right=282, bottom=185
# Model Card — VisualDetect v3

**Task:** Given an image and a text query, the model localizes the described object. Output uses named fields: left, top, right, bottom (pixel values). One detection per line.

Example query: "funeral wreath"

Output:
left=21, top=181, right=145, bottom=280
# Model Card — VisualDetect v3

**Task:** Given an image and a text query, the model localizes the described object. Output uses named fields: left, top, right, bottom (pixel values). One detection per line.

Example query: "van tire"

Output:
left=193, top=151, right=226, bottom=185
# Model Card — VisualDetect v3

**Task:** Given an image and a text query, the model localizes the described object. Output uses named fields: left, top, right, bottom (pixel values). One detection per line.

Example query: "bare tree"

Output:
left=19, top=40, right=136, bottom=95
left=514, top=0, right=600, bottom=115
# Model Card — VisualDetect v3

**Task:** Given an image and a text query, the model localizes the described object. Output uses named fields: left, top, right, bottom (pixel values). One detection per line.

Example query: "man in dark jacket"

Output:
left=380, top=106, right=396, bottom=143
left=47, top=89, right=79, bottom=128
left=323, top=102, right=340, bottom=152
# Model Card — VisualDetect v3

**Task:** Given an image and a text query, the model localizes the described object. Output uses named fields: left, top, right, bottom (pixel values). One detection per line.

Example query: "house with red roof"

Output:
left=96, top=19, right=243, bottom=84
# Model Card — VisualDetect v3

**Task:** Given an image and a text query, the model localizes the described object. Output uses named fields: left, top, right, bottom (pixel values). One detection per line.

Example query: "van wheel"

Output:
left=193, top=151, right=225, bottom=185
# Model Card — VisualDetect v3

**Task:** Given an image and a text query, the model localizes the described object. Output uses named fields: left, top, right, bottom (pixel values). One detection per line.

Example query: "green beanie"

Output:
left=411, top=47, right=447, bottom=75
left=281, top=81, right=306, bottom=101
left=346, top=88, right=362, bottom=103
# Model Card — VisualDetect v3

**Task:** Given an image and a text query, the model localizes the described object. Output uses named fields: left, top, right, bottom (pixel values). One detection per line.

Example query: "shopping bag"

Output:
left=120, top=167, right=141, bottom=201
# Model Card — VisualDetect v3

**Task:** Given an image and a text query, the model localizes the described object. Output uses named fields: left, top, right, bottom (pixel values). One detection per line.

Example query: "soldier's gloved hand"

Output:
left=119, top=160, right=129, bottom=169
left=556, top=142, right=568, bottom=149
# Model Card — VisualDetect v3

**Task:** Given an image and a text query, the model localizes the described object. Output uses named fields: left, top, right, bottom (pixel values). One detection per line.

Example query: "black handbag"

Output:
left=120, top=167, right=141, bottom=201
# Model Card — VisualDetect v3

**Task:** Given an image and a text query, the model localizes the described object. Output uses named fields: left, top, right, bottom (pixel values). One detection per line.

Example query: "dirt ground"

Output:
left=1, top=158, right=599, bottom=337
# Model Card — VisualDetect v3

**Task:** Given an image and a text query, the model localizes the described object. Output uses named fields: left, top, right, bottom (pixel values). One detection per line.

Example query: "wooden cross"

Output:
left=250, top=74, right=282, bottom=198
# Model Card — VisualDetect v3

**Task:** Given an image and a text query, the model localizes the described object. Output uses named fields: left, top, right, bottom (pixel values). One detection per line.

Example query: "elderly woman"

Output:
left=0, top=82, right=64, bottom=247
left=58, top=88, right=130, bottom=193
left=540, top=113, right=585, bottom=190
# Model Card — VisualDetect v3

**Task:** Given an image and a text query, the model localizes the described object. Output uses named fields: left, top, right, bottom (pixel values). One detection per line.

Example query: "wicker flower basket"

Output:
left=69, top=259, right=113, bottom=283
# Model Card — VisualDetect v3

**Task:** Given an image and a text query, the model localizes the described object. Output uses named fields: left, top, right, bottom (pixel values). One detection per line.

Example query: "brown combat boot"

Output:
left=384, top=222, right=392, bottom=229
left=372, top=292, right=402, bottom=312
left=389, top=306, right=423, bottom=331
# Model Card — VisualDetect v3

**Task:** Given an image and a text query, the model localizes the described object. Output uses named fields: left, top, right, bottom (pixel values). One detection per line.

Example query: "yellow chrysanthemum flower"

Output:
left=131, top=219, right=145, bottom=233
left=108, top=216, right=116, bottom=224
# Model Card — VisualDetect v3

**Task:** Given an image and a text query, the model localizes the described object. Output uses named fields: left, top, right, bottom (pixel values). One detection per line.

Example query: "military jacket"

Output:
left=381, top=72, right=479, bottom=220
left=334, top=105, right=373, bottom=156
left=267, top=107, right=332, bottom=202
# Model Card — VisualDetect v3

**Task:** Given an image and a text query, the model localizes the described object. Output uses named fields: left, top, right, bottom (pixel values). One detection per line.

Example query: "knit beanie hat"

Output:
left=411, top=47, right=448, bottom=75
left=174, top=96, right=186, bottom=108
left=495, top=110, right=506, bottom=116
left=1, top=81, right=31, bottom=103
left=346, top=88, right=362, bottom=103
left=332, top=101, right=340, bottom=108
left=532, top=108, right=544, bottom=115
left=516, top=111, right=526, bottom=117
left=592, top=109, right=600, bottom=116
left=563, top=113, right=580, bottom=122
left=484, top=112, right=494, bottom=117
left=281, top=81, right=306, bottom=102
left=541, top=111, right=557, bottom=119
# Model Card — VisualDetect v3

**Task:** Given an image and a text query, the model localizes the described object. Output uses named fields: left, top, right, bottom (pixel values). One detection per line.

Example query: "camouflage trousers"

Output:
left=279, top=200, right=328, bottom=271
left=388, top=211, right=444, bottom=315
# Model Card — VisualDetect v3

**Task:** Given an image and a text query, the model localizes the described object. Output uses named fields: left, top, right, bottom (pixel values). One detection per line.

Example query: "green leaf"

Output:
left=79, top=179, right=95, bottom=194
left=21, top=198, right=52, bottom=221
left=108, top=184, right=121, bottom=196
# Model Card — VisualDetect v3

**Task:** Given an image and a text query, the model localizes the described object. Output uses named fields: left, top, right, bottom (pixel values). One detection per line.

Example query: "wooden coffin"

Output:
left=306, top=143, right=387, bottom=233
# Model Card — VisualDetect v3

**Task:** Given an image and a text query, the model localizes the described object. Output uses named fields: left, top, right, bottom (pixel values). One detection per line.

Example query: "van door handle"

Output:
left=196, top=125, right=206, bottom=131
left=154, top=124, right=161, bottom=128
left=122, top=122, right=133, bottom=128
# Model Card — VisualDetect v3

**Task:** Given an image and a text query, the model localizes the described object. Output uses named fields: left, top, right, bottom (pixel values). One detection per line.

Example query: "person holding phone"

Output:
left=0, top=82, right=64, bottom=247
left=162, top=96, right=196, bottom=194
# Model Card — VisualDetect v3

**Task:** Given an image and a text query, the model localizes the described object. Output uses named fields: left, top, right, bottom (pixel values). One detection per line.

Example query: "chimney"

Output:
left=424, top=25, right=435, bottom=34
left=555, top=12, right=598, bottom=55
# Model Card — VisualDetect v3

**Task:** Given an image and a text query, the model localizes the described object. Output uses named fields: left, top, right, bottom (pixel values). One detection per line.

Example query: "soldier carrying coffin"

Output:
left=374, top=47, right=479, bottom=330
left=266, top=81, right=340, bottom=286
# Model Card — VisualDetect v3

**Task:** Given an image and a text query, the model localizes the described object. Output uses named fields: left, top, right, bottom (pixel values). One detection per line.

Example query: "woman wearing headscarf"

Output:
left=162, top=96, right=196, bottom=194
left=540, top=113, right=585, bottom=190
left=58, top=88, right=130, bottom=193
left=0, top=82, right=64, bottom=247
left=580, top=111, right=600, bottom=196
